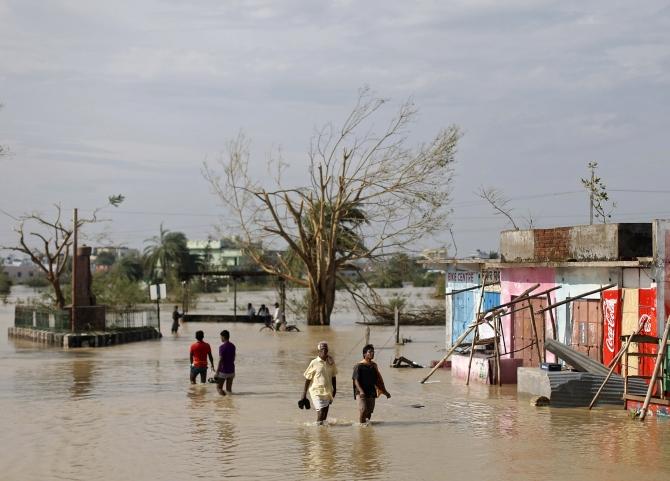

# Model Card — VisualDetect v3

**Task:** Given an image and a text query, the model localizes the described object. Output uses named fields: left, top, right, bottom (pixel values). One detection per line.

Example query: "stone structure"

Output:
left=70, top=246, right=106, bottom=331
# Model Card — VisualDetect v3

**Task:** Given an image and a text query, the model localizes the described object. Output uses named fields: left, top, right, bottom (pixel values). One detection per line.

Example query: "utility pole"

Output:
left=589, top=163, right=595, bottom=225
left=71, top=208, right=78, bottom=331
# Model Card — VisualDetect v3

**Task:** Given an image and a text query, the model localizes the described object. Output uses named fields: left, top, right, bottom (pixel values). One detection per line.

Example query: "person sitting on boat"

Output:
left=258, top=304, right=271, bottom=325
left=247, top=303, right=256, bottom=319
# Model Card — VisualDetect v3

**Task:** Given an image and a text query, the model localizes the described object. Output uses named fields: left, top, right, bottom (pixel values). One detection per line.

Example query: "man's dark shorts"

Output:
left=190, top=366, right=208, bottom=382
left=357, top=396, right=375, bottom=417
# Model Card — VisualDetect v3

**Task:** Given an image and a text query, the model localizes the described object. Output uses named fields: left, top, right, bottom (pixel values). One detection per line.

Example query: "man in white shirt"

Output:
left=301, top=341, right=337, bottom=424
left=273, top=302, right=285, bottom=331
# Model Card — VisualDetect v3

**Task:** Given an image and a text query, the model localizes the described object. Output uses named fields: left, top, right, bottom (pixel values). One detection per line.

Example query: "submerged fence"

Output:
left=14, top=306, right=158, bottom=331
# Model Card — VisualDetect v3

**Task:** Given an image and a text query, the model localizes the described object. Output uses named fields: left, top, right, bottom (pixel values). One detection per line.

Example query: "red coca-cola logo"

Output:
left=639, top=314, right=652, bottom=334
left=603, top=299, right=616, bottom=353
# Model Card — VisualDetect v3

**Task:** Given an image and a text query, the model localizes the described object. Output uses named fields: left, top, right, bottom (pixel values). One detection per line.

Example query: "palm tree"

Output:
left=143, top=224, right=190, bottom=285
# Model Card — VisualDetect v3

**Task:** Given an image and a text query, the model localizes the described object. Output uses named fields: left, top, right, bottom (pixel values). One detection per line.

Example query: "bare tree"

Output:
left=203, top=88, right=461, bottom=325
left=1, top=201, right=121, bottom=309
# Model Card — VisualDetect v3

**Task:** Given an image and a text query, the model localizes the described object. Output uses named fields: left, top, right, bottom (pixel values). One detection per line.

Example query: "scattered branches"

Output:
left=477, top=186, right=519, bottom=230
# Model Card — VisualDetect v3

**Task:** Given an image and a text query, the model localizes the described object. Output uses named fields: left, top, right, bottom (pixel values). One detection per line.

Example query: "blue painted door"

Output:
left=452, top=291, right=475, bottom=345
left=483, top=291, right=500, bottom=312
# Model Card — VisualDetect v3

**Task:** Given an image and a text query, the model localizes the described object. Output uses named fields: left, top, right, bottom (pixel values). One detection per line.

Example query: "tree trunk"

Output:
left=306, top=275, right=336, bottom=326
left=49, top=274, right=66, bottom=310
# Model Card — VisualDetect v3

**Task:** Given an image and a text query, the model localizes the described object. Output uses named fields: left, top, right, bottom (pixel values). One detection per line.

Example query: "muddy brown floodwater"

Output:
left=1, top=292, right=669, bottom=481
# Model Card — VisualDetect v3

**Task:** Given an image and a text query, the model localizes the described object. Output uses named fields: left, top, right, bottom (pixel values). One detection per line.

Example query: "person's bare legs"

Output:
left=225, top=377, right=233, bottom=393
left=216, top=380, right=226, bottom=396
left=317, top=406, right=329, bottom=425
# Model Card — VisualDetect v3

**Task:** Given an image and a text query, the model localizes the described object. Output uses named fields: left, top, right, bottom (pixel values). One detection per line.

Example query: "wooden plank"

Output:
left=639, top=317, right=670, bottom=420
left=624, top=394, right=670, bottom=406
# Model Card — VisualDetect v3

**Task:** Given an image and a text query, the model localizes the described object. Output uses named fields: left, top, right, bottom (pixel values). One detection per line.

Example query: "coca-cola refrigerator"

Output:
left=602, top=289, right=622, bottom=373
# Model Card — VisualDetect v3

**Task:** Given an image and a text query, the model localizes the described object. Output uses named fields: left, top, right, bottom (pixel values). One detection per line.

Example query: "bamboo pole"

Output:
left=494, top=315, right=502, bottom=386
left=588, top=322, right=644, bottom=409
left=527, top=300, right=544, bottom=364
left=639, top=316, right=670, bottom=421
left=546, top=292, right=557, bottom=341
left=420, top=319, right=485, bottom=383
left=465, top=324, right=478, bottom=386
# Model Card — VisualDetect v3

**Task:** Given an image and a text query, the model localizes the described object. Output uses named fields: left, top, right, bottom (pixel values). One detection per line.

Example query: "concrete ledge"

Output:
left=452, top=353, right=523, bottom=384
left=517, top=367, right=648, bottom=407
left=8, top=326, right=161, bottom=348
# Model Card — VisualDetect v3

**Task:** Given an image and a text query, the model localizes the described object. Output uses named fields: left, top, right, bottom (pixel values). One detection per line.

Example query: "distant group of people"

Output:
left=247, top=302, right=286, bottom=331
left=171, top=302, right=287, bottom=335
left=188, top=329, right=390, bottom=424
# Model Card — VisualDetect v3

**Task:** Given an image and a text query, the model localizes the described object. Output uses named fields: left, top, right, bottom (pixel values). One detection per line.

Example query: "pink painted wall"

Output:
left=500, top=267, right=557, bottom=358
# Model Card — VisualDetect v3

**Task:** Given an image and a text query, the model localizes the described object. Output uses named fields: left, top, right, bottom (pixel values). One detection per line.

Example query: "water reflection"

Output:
left=298, top=425, right=338, bottom=479
left=69, top=357, right=95, bottom=399
left=350, top=425, right=386, bottom=480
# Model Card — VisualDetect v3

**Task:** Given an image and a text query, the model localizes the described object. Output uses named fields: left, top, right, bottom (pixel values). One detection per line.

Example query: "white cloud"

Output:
left=1, top=0, right=670, bottom=251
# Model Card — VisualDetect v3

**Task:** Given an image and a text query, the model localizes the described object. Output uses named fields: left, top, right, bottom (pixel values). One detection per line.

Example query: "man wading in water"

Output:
left=189, top=331, right=215, bottom=384
left=301, top=341, right=337, bottom=424
left=171, top=305, right=183, bottom=334
left=215, top=330, right=236, bottom=396
left=352, top=344, right=390, bottom=424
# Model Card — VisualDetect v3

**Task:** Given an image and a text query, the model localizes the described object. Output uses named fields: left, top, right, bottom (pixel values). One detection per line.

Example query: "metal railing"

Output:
left=14, top=306, right=158, bottom=331
left=106, top=308, right=159, bottom=329
left=14, top=306, right=71, bottom=331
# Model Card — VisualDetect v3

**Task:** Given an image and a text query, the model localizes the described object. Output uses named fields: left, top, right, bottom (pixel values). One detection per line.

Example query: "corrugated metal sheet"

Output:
left=545, top=339, right=609, bottom=375
left=546, top=371, right=648, bottom=407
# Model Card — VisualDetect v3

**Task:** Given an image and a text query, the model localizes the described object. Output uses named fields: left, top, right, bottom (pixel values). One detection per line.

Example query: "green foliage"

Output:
left=143, top=223, right=192, bottom=287
left=108, top=194, right=125, bottom=207
left=434, top=274, right=445, bottom=298
left=24, top=276, right=49, bottom=288
left=368, top=253, right=431, bottom=288
left=92, top=270, right=148, bottom=308
left=95, top=251, right=116, bottom=266
left=115, top=253, right=145, bottom=282
left=387, top=295, right=407, bottom=312
left=581, top=161, right=616, bottom=223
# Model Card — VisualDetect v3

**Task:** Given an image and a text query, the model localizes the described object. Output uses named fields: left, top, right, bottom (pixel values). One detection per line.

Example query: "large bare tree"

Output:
left=203, top=89, right=461, bottom=325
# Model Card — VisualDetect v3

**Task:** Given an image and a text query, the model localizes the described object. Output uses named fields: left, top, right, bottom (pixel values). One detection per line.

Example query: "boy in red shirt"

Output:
left=189, top=330, right=215, bottom=384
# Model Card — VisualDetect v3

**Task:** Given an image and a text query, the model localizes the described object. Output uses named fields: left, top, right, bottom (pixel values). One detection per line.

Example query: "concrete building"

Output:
left=434, top=221, right=670, bottom=388
left=186, top=239, right=245, bottom=269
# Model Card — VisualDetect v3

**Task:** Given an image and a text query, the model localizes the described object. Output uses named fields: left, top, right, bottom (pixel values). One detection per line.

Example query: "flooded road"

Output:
left=1, top=294, right=669, bottom=481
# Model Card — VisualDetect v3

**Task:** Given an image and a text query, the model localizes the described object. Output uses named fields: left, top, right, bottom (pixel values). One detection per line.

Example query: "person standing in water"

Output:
left=171, top=305, right=183, bottom=334
left=215, top=330, right=236, bottom=395
left=352, top=344, right=390, bottom=424
left=189, top=330, right=215, bottom=384
left=301, top=341, right=337, bottom=424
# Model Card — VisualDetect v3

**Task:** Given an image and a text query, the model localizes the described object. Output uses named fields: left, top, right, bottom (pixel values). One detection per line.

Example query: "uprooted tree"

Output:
left=203, top=88, right=461, bottom=325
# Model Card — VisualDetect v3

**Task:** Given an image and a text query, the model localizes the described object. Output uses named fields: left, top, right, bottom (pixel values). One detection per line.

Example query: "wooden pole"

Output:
left=527, top=300, right=544, bottom=364
left=420, top=319, right=484, bottom=383
left=71, top=208, right=78, bottom=332
left=589, top=322, right=644, bottom=409
left=364, top=326, right=370, bottom=345
left=546, top=292, right=557, bottom=341
left=639, top=316, right=670, bottom=421
left=493, top=315, right=502, bottom=386
left=465, top=324, right=478, bottom=386
left=395, top=306, right=400, bottom=344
